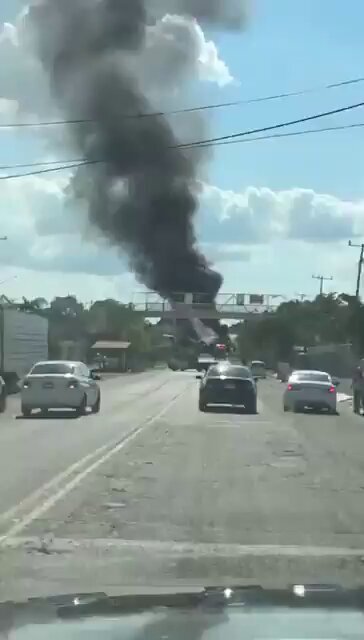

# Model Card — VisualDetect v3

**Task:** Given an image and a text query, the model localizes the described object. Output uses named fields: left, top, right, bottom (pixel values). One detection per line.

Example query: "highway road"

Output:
left=1, top=370, right=364, bottom=600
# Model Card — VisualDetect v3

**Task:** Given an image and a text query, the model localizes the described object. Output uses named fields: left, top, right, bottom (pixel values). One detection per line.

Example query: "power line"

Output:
left=196, top=121, right=364, bottom=149
left=1, top=102, right=364, bottom=180
left=1, top=75, right=364, bottom=129
left=175, top=99, right=364, bottom=149
left=2, top=121, right=364, bottom=173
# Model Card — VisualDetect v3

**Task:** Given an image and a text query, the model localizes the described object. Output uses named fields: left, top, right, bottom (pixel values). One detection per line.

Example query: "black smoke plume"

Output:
left=29, top=0, right=247, bottom=312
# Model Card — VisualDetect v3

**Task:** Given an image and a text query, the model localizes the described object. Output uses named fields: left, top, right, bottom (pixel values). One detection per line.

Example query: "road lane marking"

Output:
left=207, top=420, right=272, bottom=428
left=338, top=393, right=352, bottom=402
left=0, top=389, right=184, bottom=547
left=4, top=536, right=364, bottom=558
left=0, top=375, right=186, bottom=525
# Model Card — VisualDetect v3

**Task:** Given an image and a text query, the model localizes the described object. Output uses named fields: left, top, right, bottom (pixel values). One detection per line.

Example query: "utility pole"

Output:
left=295, top=293, right=307, bottom=302
left=348, top=240, right=364, bottom=300
left=312, top=274, right=333, bottom=295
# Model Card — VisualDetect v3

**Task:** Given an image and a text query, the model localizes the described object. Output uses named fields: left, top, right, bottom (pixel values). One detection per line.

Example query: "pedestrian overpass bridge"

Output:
left=133, top=292, right=285, bottom=321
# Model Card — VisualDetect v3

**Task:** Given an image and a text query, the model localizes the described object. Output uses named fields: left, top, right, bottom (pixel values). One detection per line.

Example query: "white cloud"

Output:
left=144, top=15, right=234, bottom=88
left=0, top=173, right=127, bottom=276
left=1, top=172, right=363, bottom=282
left=0, top=13, right=54, bottom=119
left=199, top=183, right=364, bottom=245
left=0, top=8, right=234, bottom=124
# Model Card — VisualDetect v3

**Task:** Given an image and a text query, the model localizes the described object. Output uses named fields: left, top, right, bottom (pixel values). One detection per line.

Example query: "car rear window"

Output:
left=208, top=365, right=251, bottom=378
left=31, top=363, right=75, bottom=375
left=294, top=372, right=330, bottom=383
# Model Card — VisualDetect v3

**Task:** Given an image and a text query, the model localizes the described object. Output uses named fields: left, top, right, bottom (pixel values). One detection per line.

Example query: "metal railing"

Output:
left=133, top=292, right=286, bottom=316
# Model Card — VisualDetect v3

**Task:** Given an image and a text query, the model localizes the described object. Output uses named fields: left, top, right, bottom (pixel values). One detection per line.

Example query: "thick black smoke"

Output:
left=29, top=0, right=247, bottom=304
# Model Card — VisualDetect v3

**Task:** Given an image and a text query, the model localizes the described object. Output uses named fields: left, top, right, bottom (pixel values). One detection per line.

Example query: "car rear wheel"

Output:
left=245, top=400, right=257, bottom=415
left=0, top=393, right=6, bottom=413
left=76, top=394, right=87, bottom=416
left=21, top=404, right=32, bottom=418
left=199, top=398, right=207, bottom=412
left=91, top=392, right=101, bottom=414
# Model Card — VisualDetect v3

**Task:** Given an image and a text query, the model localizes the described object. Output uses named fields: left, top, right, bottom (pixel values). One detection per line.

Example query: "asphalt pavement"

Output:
left=1, top=370, right=364, bottom=600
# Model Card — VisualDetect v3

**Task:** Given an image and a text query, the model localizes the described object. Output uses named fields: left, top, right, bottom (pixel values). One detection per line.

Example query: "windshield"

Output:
left=208, top=365, right=251, bottom=378
left=2, top=0, right=364, bottom=612
left=293, top=372, right=331, bottom=383
left=30, top=363, right=75, bottom=375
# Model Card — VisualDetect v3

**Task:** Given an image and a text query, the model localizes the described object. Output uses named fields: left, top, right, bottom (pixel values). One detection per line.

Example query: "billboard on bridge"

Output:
left=249, top=294, right=264, bottom=304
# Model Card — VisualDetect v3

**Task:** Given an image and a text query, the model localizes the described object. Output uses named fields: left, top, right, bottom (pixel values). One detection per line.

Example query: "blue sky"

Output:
left=0, top=1, right=364, bottom=303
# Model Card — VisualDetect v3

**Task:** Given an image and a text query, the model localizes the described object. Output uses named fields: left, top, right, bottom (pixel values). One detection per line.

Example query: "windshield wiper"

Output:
left=4, top=584, right=364, bottom=622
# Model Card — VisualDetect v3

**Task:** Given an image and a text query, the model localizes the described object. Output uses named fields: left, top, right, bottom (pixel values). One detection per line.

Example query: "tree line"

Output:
left=5, top=291, right=364, bottom=368
left=11, top=295, right=166, bottom=363
left=237, top=293, right=364, bottom=366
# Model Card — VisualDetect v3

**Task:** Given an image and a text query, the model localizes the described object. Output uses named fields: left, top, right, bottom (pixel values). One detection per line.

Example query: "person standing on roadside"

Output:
left=352, top=365, right=364, bottom=414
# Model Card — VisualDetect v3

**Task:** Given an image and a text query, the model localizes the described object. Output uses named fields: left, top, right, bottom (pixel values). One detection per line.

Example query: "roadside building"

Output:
left=90, top=340, right=131, bottom=372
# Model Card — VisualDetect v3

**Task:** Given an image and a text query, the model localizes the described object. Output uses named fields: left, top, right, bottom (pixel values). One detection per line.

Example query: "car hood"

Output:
left=3, top=585, right=364, bottom=638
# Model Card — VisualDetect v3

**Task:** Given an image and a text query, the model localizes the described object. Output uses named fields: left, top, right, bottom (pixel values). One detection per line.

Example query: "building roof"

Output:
left=91, top=340, right=131, bottom=350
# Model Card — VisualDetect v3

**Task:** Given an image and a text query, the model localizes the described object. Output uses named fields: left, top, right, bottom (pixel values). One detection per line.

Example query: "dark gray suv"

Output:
left=198, top=363, right=258, bottom=414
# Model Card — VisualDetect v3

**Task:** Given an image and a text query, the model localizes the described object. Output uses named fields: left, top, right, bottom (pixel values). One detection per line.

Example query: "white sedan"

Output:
left=283, top=369, right=338, bottom=414
left=21, top=360, right=101, bottom=417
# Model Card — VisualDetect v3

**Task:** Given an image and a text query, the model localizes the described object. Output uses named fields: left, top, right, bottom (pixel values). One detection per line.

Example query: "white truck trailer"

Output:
left=0, top=308, right=48, bottom=392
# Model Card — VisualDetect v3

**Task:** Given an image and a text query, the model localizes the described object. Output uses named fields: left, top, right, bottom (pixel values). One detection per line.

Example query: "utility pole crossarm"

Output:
left=312, top=274, right=333, bottom=295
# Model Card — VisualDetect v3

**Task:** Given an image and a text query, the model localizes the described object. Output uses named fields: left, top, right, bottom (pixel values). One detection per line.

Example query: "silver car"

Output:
left=283, top=369, right=338, bottom=414
left=21, top=360, right=101, bottom=417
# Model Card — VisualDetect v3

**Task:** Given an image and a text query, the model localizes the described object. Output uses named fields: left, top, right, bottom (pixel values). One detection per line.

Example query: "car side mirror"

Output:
left=332, top=378, right=340, bottom=387
left=196, top=374, right=202, bottom=380
left=91, top=371, right=101, bottom=381
left=254, top=377, right=258, bottom=383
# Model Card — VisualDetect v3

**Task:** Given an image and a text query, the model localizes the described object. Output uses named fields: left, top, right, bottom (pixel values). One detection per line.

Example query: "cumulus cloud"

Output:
left=199, top=183, right=364, bottom=245
left=0, top=14, right=53, bottom=118
left=0, top=174, right=127, bottom=276
left=2, top=174, right=360, bottom=278
left=0, top=7, right=234, bottom=122
left=143, top=15, right=234, bottom=89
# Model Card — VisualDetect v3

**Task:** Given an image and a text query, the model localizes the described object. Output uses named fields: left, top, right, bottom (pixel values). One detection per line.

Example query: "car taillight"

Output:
left=328, top=385, right=336, bottom=393
left=67, top=379, right=78, bottom=389
left=23, top=379, right=31, bottom=388
left=287, top=383, right=301, bottom=391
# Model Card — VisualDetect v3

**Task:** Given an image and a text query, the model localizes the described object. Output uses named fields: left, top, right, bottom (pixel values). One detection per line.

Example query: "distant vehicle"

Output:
left=197, top=353, right=217, bottom=372
left=250, top=360, right=267, bottom=379
left=197, top=362, right=258, bottom=414
left=168, top=358, right=188, bottom=371
left=277, top=361, right=291, bottom=382
left=0, top=375, right=6, bottom=413
left=283, top=369, right=339, bottom=414
left=20, top=360, right=101, bottom=417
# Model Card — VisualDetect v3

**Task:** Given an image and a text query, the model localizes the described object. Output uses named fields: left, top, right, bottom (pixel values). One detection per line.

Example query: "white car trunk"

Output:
left=27, top=373, right=76, bottom=392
